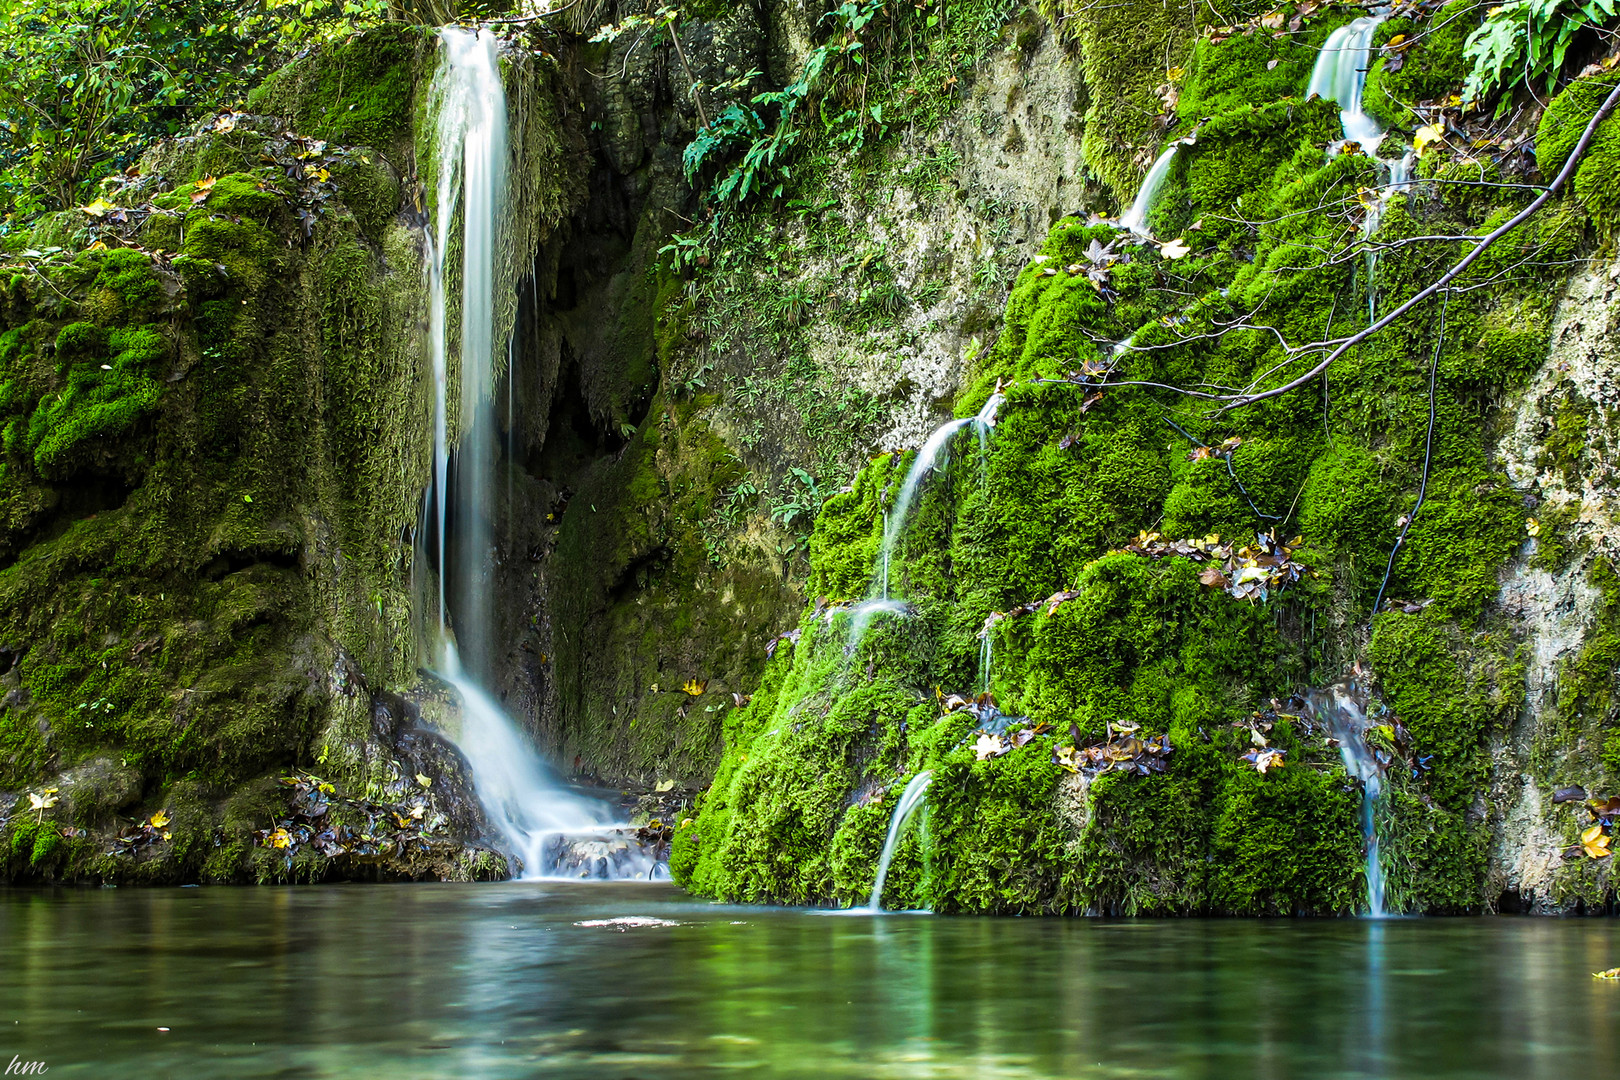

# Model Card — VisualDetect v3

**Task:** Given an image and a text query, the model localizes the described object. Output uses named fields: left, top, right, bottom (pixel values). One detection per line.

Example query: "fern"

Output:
left=1463, top=0, right=1620, bottom=113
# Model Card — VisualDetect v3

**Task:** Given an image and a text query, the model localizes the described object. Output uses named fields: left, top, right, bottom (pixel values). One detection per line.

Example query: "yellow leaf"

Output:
left=655, top=778, right=676, bottom=792
left=149, top=809, right=170, bottom=828
left=79, top=198, right=115, bottom=218
left=416, top=773, right=432, bottom=788
left=1414, top=123, right=1446, bottom=156
left=409, top=804, right=425, bottom=820
left=269, top=828, right=292, bottom=849
left=27, top=792, right=58, bottom=812
left=1384, top=33, right=1406, bottom=49
left=1595, top=967, right=1620, bottom=979
left=1158, top=237, right=1192, bottom=260
left=1582, top=824, right=1612, bottom=859
left=1259, top=10, right=1284, bottom=28
left=1165, top=66, right=1183, bottom=81
left=681, top=678, right=708, bottom=696
left=1526, top=517, right=1541, bottom=537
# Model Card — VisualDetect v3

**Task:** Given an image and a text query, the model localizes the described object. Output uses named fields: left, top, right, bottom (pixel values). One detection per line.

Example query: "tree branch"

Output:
left=1209, top=77, right=1620, bottom=416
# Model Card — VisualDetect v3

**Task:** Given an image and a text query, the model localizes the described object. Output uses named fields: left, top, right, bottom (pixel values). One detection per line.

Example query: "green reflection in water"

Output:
left=0, top=883, right=1616, bottom=1078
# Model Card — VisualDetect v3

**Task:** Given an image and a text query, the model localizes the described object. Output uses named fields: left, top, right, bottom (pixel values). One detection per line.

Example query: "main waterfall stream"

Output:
left=424, top=28, right=653, bottom=881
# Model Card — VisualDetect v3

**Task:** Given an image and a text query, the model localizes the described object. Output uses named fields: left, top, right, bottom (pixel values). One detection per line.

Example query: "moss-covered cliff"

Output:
left=5, top=1, right=1620, bottom=910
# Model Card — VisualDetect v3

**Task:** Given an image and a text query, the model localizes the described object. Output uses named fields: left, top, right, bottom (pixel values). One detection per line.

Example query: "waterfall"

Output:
left=849, top=394, right=1002, bottom=653
left=1307, top=17, right=1386, bottom=150
left=424, top=27, right=643, bottom=880
left=1311, top=681, right=1387, bottom=916
left=1305, top=13, right=1414, bottom=319
left=1118, top=145, right=1179, bottom=237
left=867, top=771, right=933, bottom=911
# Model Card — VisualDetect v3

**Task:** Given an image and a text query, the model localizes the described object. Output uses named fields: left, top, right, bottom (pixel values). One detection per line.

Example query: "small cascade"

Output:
left=847, top=394, right=1002, bottom=653
left=1118, top=145, right=1179, bottom=236
left=1305, top=12, right=1414, bottom=319
left=1311, top=680, right=1387, bottom=916
left=1307, top=17, right=1386, bottom=150
left=867, top=771, right=934, bottom=911
left=423, top=27, right=658, bottom=881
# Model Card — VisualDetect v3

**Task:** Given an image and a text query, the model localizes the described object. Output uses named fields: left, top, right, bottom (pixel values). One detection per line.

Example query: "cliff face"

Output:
left=4, top=3, right=1620, bottom=911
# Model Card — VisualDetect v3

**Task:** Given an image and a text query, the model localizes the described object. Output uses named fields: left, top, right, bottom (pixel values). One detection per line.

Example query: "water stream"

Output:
left=846, top=394, right=1002, bottom=653
left=867, top=770, right=933, bottom=911
left=424, top=27, right=651, bottom=881
left=1305, top=12, right=1415, bottom=319
left=1311, top=679, right=1387, bottom=916
left=1118, top=145, right=1179, bottom=236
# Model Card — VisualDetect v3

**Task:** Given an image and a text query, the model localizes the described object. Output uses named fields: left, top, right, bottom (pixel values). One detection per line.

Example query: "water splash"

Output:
left=424, top=27, right=645, bottom=880
left=1118, top=145, right=1179, bottom=236
left=1311, top=679, right=1387, bottom=916
left=868, top=771, right=934, bottom=911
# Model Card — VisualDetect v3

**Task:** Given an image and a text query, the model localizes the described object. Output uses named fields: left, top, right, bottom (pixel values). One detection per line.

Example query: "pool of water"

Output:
left=1, top=882, right=1617, bottom=1078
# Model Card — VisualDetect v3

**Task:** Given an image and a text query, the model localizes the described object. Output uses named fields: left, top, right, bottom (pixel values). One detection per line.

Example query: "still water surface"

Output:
left=1, top=882, right=1617, bottom=1078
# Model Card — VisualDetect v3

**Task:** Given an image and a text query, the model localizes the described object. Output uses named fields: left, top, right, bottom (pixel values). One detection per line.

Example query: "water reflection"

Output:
left=0, top=884, right=1617, bottom=1077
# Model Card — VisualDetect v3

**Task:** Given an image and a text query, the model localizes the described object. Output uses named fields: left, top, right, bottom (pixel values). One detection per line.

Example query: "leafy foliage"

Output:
left=1462, top=0, right=1619, bottom=112
left=0, top=0, right=412, bottom=216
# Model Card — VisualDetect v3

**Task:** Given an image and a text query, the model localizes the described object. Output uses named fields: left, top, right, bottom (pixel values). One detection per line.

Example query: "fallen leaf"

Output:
left=1596, top=967, right=1620, bottom=979
left=1552, top=785, right=1588, bottom=804
left=973, top=733, right=1006, bottom=761
left=268, top=828, right=292, bottom=849
left=79, top=198, right=115, bottom=218
left=1414, top=123, right=1445, bottom=156
left=1158, top=237, right=1192, bottom=260
left=655, top=778, right=676, bottom=793
left=1582, top=824, right=1612, bottom=859
left=149, top=809, right=170, bottom=828
left=416, top=773, right=432, bottom=788
left=190, top=176, right=217, bottom=205
left=1526, top=517, right=1540, bottom=537
left=681, top=678, right=708, bottom=696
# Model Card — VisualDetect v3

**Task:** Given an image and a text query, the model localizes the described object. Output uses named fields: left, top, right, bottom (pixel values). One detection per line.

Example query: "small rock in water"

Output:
left=574, top=916, right=680, bottom=930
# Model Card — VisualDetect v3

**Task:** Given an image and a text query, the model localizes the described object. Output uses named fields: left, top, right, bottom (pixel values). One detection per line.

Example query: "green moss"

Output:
left=1362, top=1, right=1477, bottom=128
left=1537, top=71, right=1620, bottom=230
left=247, top=24, right=427, bottom=157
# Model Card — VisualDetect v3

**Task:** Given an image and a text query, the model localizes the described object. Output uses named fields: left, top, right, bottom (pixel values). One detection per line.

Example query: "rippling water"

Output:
left=1, top=883, right=1617, bottom=1077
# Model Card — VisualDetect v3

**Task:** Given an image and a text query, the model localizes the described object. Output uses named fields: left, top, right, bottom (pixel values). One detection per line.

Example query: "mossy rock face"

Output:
left=673, top=1, right=1593, bottom=913
left=247, top=24, right=433, bottom=165
left=0, top=37, right=492, bottom=883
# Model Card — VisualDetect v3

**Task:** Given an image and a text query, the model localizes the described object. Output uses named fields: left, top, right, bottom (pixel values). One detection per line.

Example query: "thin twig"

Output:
left=1370, top=289, right=1449, bottom=624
